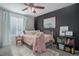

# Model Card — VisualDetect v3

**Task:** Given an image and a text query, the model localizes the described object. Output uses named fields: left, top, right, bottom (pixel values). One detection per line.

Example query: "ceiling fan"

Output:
left=22, top=3, right=45, bottom=13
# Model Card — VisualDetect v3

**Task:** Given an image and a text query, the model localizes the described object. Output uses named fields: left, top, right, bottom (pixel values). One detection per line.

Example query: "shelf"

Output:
left=57, top=36, right=75, bottom=54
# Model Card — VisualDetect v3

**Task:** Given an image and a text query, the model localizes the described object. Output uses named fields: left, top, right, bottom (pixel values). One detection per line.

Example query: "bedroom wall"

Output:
left=35, top=4, right=79, bottom=35
left=35, top=4, right=79, bottom=50
left=25, top=16, right=35, bottom=30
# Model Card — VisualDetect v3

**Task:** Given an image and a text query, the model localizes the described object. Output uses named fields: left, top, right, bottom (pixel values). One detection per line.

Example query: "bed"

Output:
left=23, top=32, right=54, bottom=46
left=22, top=31, right=55, bottom=53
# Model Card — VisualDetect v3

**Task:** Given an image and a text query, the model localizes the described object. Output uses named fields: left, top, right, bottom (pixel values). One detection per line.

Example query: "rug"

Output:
left=0, top=47, right=12, bottom=56
left=10, top=45, right=59, bottom=56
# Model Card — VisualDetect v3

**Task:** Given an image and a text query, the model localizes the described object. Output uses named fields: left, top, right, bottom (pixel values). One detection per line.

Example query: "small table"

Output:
left=16, top=36, right=23, bottom=45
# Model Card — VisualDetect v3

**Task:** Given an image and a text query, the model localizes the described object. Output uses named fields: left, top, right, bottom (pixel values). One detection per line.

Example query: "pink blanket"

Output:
left=44, top=34, right=55, bottom=43
left=33, top=33, right=46, bottom=53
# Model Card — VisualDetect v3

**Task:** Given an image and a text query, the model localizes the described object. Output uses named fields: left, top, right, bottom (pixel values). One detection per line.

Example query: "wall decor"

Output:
left=58, top=44, right=64, bottom=50
left=59, top=26, right=68, bottom=36
left=66, top=31, right=73, bottom=36
left=43, top=16, right=56, bottom=28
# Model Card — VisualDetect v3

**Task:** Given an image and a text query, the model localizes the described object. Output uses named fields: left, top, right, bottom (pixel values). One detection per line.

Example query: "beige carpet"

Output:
left=0, top=46, right=12, bottom=56
left=10, top=45, right=59, bottom=56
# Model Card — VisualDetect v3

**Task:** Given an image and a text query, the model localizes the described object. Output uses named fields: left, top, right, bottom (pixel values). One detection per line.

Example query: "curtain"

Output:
left=0, top=8, right=27, bottom=47
left=0, top=9, right=10, bottom=47
left=2, top=10, right=10, bottom=47
left=23, top=16, right=27, bottom=30
left=10, top=13, right=26, bottom=35
left=10, top=13, right=28, bottom=44
left=0, top=9, right=3, bottom=47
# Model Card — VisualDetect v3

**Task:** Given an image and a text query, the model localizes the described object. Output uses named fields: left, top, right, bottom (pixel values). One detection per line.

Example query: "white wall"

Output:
left=25, top=16, right=35, bottom=30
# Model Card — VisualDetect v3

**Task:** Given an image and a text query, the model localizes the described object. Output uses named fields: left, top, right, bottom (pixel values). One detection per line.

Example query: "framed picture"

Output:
left=66, top=31, right=73, bottom=36
left=43, top=16, right=56, bottom=28
left=58, top=44, right=64, bottom=50
left=59, top=26, right=68, bottom=36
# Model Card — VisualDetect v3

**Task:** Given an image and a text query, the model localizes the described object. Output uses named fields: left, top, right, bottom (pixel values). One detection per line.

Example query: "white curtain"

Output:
left=10, top=13, right=27, bottom=44
left=10, top=13, right=26, bottom=35
left=0, top=9, right=10, bottom=47
left=0, top=8, right=27, bottom=47
left=23, top=16, right=27, bottom=30
left=0, top=9, right=3, bottom=47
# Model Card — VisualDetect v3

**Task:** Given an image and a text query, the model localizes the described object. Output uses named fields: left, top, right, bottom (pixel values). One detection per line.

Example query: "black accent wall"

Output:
left=35, top=4, right=79, bottom=50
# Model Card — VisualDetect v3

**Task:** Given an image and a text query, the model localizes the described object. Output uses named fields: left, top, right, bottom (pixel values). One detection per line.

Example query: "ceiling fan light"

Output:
left=33, top=10, right=36, bottom=13
left=32, top=7, right=35, bottom=11
left=32, top=7, right=36, bottom=13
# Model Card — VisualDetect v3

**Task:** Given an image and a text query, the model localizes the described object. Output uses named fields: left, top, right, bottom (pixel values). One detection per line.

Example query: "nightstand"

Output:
left=16, top=36, right=23, bottom=45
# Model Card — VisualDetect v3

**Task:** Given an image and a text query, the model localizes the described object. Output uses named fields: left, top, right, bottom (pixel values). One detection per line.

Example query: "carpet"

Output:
left=0, top=47, right=12, bottom=56
left=10, top=45, right=59, bottom=56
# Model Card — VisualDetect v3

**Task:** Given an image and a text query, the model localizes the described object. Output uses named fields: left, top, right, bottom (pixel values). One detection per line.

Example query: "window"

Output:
left=10, top=15, right=24, bottom=36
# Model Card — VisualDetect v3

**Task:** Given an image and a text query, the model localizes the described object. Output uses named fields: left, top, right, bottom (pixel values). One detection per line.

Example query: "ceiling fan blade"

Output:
left=34, top=6, right=45, bottom=9
left=24, top=3, right=29, bottom=6
left=22, top=7, right=28, bottom=11
left=24, top=3, right=34, bottom=6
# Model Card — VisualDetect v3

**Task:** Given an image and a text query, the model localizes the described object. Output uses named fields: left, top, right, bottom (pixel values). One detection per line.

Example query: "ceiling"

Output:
left=0, top=3, right=73, bottom=17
